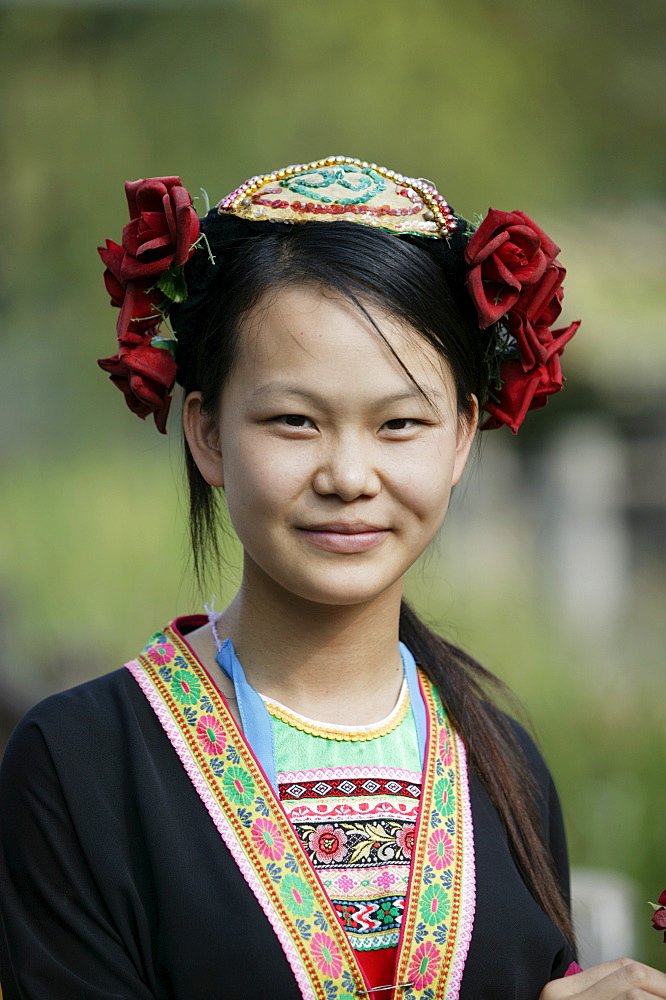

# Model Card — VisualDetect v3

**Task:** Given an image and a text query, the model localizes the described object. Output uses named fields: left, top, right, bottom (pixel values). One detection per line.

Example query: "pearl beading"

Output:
left=217, top=155, right=457, bottom=237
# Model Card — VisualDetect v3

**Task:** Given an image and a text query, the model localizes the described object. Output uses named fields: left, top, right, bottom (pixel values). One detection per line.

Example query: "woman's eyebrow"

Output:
left=251, top=381, right=445, bottom=408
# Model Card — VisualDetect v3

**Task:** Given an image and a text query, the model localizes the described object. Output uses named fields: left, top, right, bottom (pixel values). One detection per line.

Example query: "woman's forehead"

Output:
left=233, top=284, right=455, bottom=397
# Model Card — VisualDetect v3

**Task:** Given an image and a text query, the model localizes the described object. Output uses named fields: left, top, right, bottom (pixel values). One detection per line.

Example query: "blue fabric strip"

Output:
left=216, top=638, right=428, bottom=789
left=215, top=639, right=278, bottom=790
left=399, top=641, right=427, bottom=768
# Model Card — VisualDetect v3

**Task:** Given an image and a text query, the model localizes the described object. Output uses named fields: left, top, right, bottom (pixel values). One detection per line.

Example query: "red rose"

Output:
left=120, top=176, right=200, bottom=282
left=98, top=239, right=164, bottom=338
left=465, top=209, right=560, bottom=328
left=97, top=176, right=201, bottom=432
left=652, top=891, right=666, bottom=943
left=481, top=354, right=564, bottom=434
left=508, top=263, right=580, bottom=371
left=99, top=240, right=126, bottom=308
left=98, top=332, right=177, bottom=435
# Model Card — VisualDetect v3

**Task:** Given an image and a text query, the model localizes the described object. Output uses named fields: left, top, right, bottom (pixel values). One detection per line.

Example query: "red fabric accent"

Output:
left=355, top=945, right=398, bottom=994
left=480, top=353, right=565, bottom=434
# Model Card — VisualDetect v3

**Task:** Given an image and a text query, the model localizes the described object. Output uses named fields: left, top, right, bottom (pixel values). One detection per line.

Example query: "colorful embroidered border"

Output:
left=128, top=629, right=364, bottom=1000
left=126, top=623, right=475, bottom=999
left=394, top=688, right=476, bottom=999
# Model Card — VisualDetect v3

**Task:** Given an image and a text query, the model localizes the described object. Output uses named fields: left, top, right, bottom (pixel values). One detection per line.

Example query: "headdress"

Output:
left=97, top=156, right=580, bottom=434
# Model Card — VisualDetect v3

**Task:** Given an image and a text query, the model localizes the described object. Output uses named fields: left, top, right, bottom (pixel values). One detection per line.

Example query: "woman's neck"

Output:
left=209, top=574, right=405, bottom=726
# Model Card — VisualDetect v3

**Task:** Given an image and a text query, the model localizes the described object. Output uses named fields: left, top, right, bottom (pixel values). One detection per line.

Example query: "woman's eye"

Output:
left=276, top=414, right=315, bottom=428
left=382, top=418, right=421, bottom=431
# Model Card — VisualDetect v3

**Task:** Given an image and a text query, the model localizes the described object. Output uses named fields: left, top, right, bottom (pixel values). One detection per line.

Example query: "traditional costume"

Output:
left=0, top=158, right=581, bottom=998
left=0, top=618, right=574, bottom=999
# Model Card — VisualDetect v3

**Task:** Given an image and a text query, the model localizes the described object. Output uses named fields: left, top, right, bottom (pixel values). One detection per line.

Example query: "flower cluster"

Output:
left=97, top=176, right=201, bottom=433
left=465, top=209, right=580, bottom=433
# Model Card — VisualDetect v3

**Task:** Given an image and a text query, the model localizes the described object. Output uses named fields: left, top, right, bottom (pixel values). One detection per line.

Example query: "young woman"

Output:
left=1, top=160, right=664, bottom=1000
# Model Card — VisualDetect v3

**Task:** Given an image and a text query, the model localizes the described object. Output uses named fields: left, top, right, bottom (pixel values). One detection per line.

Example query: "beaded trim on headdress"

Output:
left=97, top=160, right=580, bottom=435
left=217, top=155, right=457, bottom=238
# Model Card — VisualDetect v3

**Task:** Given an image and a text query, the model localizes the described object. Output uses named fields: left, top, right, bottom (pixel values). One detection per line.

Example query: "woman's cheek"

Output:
left=391, top=453, right=455, bottom=525
left=223, top=443, right=308, bottom=522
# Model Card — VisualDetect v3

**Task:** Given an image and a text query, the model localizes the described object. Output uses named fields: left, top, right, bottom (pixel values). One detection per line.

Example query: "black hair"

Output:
left=171, top=214, right=573, bottom=943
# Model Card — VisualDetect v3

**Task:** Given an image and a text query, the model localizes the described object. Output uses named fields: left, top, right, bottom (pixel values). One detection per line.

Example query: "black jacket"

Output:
left=0, top=664, right=574, bottom=999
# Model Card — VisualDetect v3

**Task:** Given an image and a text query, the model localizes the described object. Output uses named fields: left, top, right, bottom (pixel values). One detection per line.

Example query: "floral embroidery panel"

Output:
left=278, top=767, right=421, bottom=951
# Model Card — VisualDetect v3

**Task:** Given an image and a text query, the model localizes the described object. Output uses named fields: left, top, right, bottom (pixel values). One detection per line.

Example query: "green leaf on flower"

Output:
left=150, top=336, right=177, bottom=356
left=156, top=266, right=189, bottom=303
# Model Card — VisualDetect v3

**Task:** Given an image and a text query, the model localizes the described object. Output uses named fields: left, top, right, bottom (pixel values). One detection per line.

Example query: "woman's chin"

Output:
left=241, top=549, right=409, bottom=609
left=273, top=571, right=404, bottom=609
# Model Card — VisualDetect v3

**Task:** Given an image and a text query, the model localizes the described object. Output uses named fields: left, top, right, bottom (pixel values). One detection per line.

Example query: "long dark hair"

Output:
left=172, top=217, right=573, bottom=941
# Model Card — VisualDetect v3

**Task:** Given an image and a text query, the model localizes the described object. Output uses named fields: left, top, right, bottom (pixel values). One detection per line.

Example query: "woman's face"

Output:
left=186, top=284, right=477, bottom=608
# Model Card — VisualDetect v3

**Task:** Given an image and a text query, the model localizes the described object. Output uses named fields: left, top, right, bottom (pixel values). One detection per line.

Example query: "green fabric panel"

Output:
left=271, top=704, right=420, bottom=774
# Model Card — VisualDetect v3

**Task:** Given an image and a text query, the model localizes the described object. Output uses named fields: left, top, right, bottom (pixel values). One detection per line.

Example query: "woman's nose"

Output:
left=311, top=436, right=381, bottom=501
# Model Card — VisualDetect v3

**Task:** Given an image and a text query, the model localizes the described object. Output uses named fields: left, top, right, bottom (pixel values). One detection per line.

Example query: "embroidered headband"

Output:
left=97, top=156, right=580, bottom=434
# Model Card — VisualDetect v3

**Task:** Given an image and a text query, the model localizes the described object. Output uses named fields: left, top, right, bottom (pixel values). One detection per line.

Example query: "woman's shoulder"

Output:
left=2, top=662, right=159, bottom=780
left=502, top=713, right=568, bottom=860
left=14, top=667, right=139, bottom=735
left=504, top=714, right=553, bottom=785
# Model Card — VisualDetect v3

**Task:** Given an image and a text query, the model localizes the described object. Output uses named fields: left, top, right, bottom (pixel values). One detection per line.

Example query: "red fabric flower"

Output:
left=652, top=891, right=666, bottom=942
left=507, top=266, right=580, bottom=373
left=99, top=239, right=164, bottom=339
left=465, top=208, right=560, bottom=328
left=98, top=176, right=200, bottom=432
left=464, top=207, right=580, bottom=432
left=98, top=332, right=177, bottom=434
left=120, top=176, right=200, bottom=282
left=481, top=354, right=565, bottom=434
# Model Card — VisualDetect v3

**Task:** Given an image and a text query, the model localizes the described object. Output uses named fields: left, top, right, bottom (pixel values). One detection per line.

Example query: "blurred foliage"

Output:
left=1, top=0, right=664, bottom=969
left=1, top=0, right=665, bottom=456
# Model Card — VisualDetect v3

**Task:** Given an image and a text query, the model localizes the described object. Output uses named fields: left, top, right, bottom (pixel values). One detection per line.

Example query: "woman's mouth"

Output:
left=296, top=522, right=390, bottom=553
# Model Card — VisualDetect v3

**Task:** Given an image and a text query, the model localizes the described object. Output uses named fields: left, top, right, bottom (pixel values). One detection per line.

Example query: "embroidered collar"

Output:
left=126, top=619, right=476, bottom=999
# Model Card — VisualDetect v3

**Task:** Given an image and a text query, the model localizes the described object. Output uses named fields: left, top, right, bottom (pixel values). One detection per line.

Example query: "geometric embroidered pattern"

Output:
left=279, top=776, right=422, bottom=801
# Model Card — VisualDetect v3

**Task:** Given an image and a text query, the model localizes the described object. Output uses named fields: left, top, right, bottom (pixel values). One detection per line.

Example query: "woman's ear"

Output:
left=182, top=391, right=225, bottom=488
left=451, top=395, right=479, bottom=487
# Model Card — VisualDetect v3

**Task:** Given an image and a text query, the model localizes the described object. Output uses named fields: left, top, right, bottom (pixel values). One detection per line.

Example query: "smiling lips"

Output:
left=297, top=521, right=390, bottom=553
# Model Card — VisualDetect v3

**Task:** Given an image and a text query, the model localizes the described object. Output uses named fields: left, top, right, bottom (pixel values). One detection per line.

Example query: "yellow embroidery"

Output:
left=262, top=681, right=409, bottom=741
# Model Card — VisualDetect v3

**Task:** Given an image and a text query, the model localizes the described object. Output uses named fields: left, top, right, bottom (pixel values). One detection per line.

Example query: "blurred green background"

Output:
left=1, top=0, right=664, bottom=968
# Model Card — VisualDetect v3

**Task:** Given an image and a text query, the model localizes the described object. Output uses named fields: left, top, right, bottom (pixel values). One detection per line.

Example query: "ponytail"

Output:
left=399, top=600, right=573, bottom=942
